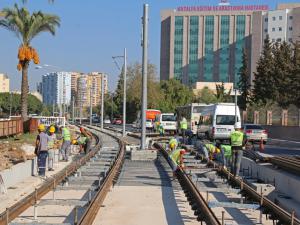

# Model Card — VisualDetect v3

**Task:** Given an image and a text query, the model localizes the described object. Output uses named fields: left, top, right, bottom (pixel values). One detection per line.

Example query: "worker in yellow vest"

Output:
left=180, top=117, right=188, bottom=144
left=59, top=126, right=71, bottom=162
left=169, top=146, right=186, bottom=179
left=230, top=125, right=246, bottom=176
left=168, top=137, right=178, bottom=153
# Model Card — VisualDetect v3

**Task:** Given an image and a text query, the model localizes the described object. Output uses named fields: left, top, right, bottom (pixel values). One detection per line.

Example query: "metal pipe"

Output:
left=235, top=89, right=237, bottom=126
left=122, top=48, right=127, bottom=137
left=141, top=4, right=149, bottom=150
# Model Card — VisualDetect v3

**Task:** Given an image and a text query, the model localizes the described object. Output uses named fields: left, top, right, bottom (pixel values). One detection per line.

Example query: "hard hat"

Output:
left=234, top=124, right=241, bottom=129
left=180, top=149, right=186, bottom=155
left=170, top=142, right=176, bottom=149
left=215, top=147, right=221, bottom=154
left=80, top=127, right=84, bottom=132
left=49, top=126, right=55, bottom=133
left=72, top=139, right=77, bottom=145
left=38, top=124, right=45, bottom=131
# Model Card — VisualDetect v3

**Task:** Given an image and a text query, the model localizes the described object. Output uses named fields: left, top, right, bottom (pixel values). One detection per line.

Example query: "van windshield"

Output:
left=193, top=106, right=205, bottom=114
left=216, top=115, right=238, bottom=125
left=162, top=115, right=176, bottom=121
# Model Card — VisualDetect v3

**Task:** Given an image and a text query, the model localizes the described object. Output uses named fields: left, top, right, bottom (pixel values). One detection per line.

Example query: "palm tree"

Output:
left=0, top=4, right=60, bottom=120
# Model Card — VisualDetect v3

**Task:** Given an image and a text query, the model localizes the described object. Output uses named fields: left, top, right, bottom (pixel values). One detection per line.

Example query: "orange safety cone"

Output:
left=259, top=137, right=265, bottom=152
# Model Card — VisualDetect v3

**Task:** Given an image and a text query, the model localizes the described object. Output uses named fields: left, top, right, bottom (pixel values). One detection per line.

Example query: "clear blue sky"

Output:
left=0, top=0, right=294, bottom=92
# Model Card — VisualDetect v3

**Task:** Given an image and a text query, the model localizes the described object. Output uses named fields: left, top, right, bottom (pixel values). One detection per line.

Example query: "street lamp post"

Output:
left=101, top=74, right=104, bottom=129
left=141, top=4, right=149, bottom=150
left=90, top=83, right=93, bottom=126
left=112, top=48, right=127, bottom=137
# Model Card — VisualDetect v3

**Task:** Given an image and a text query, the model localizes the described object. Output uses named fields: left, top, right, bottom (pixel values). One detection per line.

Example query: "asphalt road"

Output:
left=105, top=124, right=300, bottom=156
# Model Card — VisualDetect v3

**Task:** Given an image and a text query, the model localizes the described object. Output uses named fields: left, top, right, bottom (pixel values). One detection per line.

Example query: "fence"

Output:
left=32, top=116, right=66, bottom=127
left=242, top=105, right=300, bottom=127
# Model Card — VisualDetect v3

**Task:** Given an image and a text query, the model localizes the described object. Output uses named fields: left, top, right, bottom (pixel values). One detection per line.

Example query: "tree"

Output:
left=158, top=79, right=193, bottom=112
left=214, top=82, right=232, bottom=103
left=0, top=93, right=43, bottom=116
left=237, top=49, right=251, bottom=110
left=272, top=41, right=293, bottom=109
left=291, top=41, right=300, bottom=108
left=253, top=35, right=275, bottom=104
left=0, top=4, right=60, bottom=120
left=195, top=87, right=217, bottom=104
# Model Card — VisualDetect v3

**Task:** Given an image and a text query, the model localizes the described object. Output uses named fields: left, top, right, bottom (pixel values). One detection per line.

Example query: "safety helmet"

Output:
left=215, top=147, right=221, bottom=154
left=179, top=149, right=186, bottom=155
left=170, top=142, right=176, bottom=149
left=234, top=124, right=241, bottom=129
left=38, top=124, right=45, bottom=132
left=49, top=126, right=55, bottom=133
left=80, top=127, right=84, bottom=132
left=72, top=139, right=77, bottom=145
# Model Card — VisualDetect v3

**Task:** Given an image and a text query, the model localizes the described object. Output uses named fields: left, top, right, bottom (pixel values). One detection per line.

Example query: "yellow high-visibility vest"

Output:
left=230, top=131, right=244, bottom=146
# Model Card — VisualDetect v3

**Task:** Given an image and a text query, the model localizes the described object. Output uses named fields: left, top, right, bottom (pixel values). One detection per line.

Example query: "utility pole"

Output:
left=141, top=4, right=148, bottom=150
left=90, top=84, right=93, bottom=126
left=9, top=92, right=12, bottom=117
left=101, top=74, right=104, bottom=129
left=234, top=89, right=237, bottom=126
left=122, top=48, right=127, bottom=137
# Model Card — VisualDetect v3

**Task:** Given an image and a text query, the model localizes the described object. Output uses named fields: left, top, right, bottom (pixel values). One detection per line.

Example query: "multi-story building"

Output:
left=160, top=4, right=269, bottom=87
left=0, top=73, right=10, bottom=92
left=42, top=72, right=72, bottom=106
left=71, top=72, right=82, bottom=101
left=76, top=72, right=108, bottom=107
left=249, top=3, right=300, bottom=83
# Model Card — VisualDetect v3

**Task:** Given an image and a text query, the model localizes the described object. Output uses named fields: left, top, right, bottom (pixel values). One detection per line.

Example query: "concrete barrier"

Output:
left=262, top=125, right=300, bottom=142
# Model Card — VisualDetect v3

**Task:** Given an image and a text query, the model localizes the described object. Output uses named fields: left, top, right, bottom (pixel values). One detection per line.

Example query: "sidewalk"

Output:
left=0, top=159, right=72, bottom=214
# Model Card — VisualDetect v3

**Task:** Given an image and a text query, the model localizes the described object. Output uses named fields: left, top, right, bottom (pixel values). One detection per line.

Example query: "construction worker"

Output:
left=180, top=117, right=188, bottom=144
left=168, top=137, right=178, bottom=154
left=59, top=126, right=71, bottom=161
left=79, top=127, right=93, bottom=154
left=158, top=123, right=165, bottom=136
left=230, top=125, right=247, bottom=176
left=35, top=124, right=50, bottom=177
left=47, top=126, right=57, bottom=171
left=169, top=146, right=186, bottom=178
left=216, top=142, right=232, bottom=169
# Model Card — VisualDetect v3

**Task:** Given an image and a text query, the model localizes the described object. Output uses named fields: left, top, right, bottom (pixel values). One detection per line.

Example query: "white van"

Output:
left=197, top=103, right=241, bottom=140
left=154, top=113, right=177, bottom=133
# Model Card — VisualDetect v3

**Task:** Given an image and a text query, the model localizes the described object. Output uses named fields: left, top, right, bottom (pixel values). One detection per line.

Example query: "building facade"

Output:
left=0, top=73, right=10, bottom=92
left=42, top=72, right=72, bottom=105
left=160, top=5, right=268, bottom=87
left=76, top=72, right=108, bottom=107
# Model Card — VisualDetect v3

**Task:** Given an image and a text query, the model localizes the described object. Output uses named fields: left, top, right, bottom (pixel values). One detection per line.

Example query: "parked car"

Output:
left=104, top=118, right=111, bottom=124
left=146, top=119, right=154, bottom=130
left=242, top=124, right=268, bottom=144
left=112, top=118, right=122, bottom=125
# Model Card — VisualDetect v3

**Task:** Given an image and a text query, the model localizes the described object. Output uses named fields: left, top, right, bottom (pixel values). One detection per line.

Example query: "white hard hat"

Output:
left=234, top=124, right=241, bottom=129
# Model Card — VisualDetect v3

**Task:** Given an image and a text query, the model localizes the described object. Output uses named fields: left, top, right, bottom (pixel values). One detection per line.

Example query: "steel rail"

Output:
left=78, top=127, right=125, bottom=225
left=153, top=143, right=221, bottom=225
left=0, top=129, right=101, bottom=225
left=183, top=145, right=300, bottom=225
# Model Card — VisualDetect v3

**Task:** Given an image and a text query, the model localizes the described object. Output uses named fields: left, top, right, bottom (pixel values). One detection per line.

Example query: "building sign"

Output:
left=177, top=5, right=269, bottom=12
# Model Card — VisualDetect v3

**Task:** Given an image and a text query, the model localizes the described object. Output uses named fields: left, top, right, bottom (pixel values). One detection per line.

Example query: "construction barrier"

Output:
left=0, top=118, right=23, bottom=137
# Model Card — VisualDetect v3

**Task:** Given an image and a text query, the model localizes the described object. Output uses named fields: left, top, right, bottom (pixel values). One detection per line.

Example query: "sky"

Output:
left=0, top=0, right=295, bottom=92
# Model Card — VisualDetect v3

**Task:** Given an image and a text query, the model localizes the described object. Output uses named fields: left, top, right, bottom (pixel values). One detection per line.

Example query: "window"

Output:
left=279, top=27, right=282, bottom=31
left=264, top=17, right=268, bottom=22
left=193, top=106, right=205, bottom=114
left=216, top=115, right=238, bottom=125
left=279, top=16, right=283, bottom=20
left=272, top=16, right=276, bottom=21
left=289, top=16, right=293, bottom=20
left=162, top=115, right=176, bottom=121
left=264, top=28, right=268, bottom=33
left=277, top=38, right=282, bottom=42
left=289, top=27, right=293, bottom=31
left=272, top=27, right=275, bottom=32
left=272, top=38, right=275, bottom=42
left=289, top=38, right=293, bottom=42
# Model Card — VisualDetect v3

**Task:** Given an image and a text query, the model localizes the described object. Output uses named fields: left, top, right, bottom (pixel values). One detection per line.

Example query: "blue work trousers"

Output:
left=38, top=151, right=48, bottom=176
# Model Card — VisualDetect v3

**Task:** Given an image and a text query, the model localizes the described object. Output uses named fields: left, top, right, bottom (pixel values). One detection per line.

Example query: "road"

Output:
left=102, top=124, right=300, bottom=156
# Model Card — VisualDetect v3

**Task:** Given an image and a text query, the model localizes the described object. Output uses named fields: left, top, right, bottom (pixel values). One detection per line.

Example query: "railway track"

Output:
left=153, top=142, right=300, bottom=225
left=269, top=156, right=300, bottom=176
left=0, top=126, right=125, bottom=225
